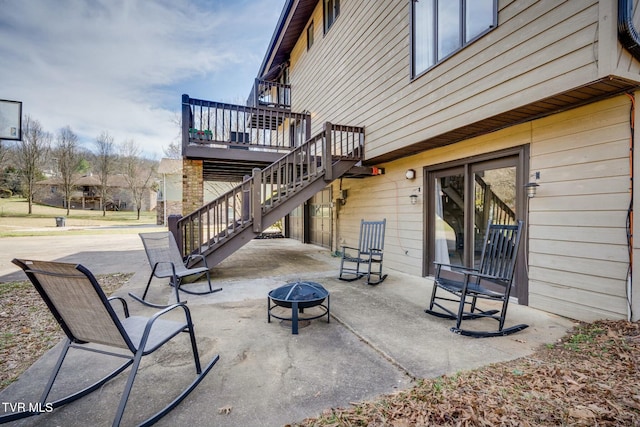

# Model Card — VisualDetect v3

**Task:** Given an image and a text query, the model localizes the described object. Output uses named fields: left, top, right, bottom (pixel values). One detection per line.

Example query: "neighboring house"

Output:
left=157, top=159, right=183, bottom=225
left=179, top=0, right=640, bottom=323
left=36, top=174, right=156, bottom=212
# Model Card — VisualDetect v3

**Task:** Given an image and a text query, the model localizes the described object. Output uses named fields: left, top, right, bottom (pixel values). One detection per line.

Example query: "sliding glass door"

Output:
left=426, top=148, right=527, bottom=302
left=433, top=167, right=465, bottom=266
left=471, top=159, right=517, bottom=269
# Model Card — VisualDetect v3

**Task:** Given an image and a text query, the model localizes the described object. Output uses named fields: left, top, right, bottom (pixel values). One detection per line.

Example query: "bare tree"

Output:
left=0, top=141, right=15, bottom=197
left=0, top=140, right=7, bottom=168
left=163, top=112, right=182, bottom=159
left=0, top=140, right=8, bottom=193
left=55, top=126, right=81, bottom=215
left=163, top=140, right=181, bottom=159
left=120, top=139, right=157, bottom=220
left=17, top=115, right=51, bottom=214
left=94, top=131, right=116, bottom=216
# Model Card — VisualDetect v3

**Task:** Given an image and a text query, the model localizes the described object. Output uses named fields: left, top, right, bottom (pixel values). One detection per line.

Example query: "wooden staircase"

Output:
left=175, top=122, right=363, bottom=268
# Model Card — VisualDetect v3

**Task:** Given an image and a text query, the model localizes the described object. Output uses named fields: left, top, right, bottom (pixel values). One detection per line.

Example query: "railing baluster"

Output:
left=206, top=103, right=210, bottom=136
left=205, top=206, right=210, bottom=250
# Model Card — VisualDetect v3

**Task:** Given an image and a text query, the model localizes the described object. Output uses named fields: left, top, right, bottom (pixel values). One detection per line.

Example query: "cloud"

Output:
left=0, top=0, right=282, bottom=158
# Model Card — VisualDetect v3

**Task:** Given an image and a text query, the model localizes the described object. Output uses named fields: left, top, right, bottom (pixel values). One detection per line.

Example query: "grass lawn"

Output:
left=0, top=197, right=157, bottom=237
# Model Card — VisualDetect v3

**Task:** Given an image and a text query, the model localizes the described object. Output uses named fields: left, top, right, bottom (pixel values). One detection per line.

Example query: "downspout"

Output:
left=626, top=93, right=635, bottom=322
left=619, top=0, right=638, bottom=320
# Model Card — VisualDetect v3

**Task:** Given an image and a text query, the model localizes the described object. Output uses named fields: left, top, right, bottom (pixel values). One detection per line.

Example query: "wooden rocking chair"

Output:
left=425, top=221, right=528, bottom=337
left=2, top=259, right=219, bottom=427
left=338, top=219, right=388, bottom=285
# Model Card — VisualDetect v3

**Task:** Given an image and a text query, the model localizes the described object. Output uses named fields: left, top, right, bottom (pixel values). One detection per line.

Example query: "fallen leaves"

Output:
left=295, top=320, right=640, bottom=427
left=0, top=273, right=132, bottom=389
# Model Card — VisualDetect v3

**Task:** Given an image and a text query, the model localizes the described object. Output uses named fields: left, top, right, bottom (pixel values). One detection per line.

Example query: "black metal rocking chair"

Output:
left=425, top=220, right=528, bottom=338
left=131, top=231, right=222, bottom=308
left=2, top=259, right=219, bottom=427
left=338, top=219, right=388, bottom=285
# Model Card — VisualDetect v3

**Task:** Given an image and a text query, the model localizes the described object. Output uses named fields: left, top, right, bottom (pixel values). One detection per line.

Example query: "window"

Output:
left=307, top=21, right=314, bottom=49
left=412, top=0, right=496, bottom=77
left=324, top=0, right=340, bottom=33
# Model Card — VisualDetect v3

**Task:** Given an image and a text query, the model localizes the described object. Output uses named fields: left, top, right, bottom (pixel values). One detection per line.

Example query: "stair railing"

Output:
left=177, top=122, right=364, bottom=257
left=474, top=175, right=516, bottom=226
left=248, top=78, right=292, bottom=109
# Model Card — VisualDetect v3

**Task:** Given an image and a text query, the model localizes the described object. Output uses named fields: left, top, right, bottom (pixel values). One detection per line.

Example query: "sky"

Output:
left=0, top=0, right=284, bottom=159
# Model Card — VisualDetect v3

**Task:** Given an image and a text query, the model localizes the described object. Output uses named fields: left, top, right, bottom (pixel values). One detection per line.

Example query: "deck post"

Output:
left=242, top=175, right=251, bottom=222
left=252, top=168, right=262, bottom=232
left=305, top=113, right=311, bottom=143
left=168, top=214, right=183, bottom=256
left=253, top=79, right=260, bottom=107
left=324, top=122, right=333, bottom=182
left=181, top=94, right=191, bottom=156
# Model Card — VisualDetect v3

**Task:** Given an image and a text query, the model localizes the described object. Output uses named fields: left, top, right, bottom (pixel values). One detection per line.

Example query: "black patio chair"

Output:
left=131, top=231, right=222, bottom=308
left=338, top=219, right=388, bottom=285
left=424, top=220, right=528, bottom=337
left=1, top=259, right=219, bottom=427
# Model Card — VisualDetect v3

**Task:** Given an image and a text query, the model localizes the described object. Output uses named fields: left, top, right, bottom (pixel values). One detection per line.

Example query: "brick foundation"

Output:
left=182, top=159, right=203, bottom=215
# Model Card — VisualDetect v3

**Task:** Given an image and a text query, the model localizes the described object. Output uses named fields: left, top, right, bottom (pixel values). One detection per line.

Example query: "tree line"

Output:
left=0, top=114, right=162, bottom=220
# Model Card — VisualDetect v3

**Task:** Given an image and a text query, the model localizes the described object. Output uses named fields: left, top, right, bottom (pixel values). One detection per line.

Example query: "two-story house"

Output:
left=176, top=0, right=640, bottom=323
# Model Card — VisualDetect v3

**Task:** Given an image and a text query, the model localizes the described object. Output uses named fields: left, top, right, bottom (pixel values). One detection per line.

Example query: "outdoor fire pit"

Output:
left=267, top=281, right=330, bottom=334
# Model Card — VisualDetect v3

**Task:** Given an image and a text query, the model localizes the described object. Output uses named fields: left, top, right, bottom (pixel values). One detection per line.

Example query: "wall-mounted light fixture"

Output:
left=410, top=194, right=418, bottom=205
left=405, top=169, right=416, bottom=180
left=524, top=182, right=539, bottom=198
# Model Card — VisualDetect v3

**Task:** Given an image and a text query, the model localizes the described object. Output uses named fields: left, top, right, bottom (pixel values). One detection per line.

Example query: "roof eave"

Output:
left=256, top=0, right=317, bottom=80
left=257, top=0, right=296, bottom=79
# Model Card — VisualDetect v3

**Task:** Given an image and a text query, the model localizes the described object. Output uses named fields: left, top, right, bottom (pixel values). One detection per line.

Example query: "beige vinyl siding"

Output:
left=282, top=0, right=636, bottom=321
left=368, top=1, right=601, bottom=158
left=333, top=94, right=631, bottom=321
left=528, top=95, right=631, bottom=320
left=332, top=158, right=425, bottom=277
left=291, top=0, right=406, bottom=136
left=289, top=0, right=606, bottom=162
left=333, top=122, right=533, bottom=277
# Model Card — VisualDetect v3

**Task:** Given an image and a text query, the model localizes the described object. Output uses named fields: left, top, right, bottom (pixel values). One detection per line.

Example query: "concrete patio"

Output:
left=0, top=235, right=577, bottom=426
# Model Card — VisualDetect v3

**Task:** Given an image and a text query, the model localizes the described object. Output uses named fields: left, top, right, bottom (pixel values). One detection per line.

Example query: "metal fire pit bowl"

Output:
left=267, top=281, right=330, bottom=334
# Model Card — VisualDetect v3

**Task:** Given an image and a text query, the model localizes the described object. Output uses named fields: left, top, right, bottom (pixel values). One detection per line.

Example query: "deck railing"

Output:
left=177, top=122, right=364, bottom=257
left=182, top=95, right=309, bottom=152
left=249, top=79, right=291, bottom=109
left=248, top=79, right=291, bottom=110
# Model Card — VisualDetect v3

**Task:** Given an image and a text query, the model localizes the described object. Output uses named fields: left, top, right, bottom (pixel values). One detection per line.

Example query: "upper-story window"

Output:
left=324, top=0, right=340, bottom=33
left=307, top=21, right=314, bottom=49
left=412, top=0, right=496, bottom=77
